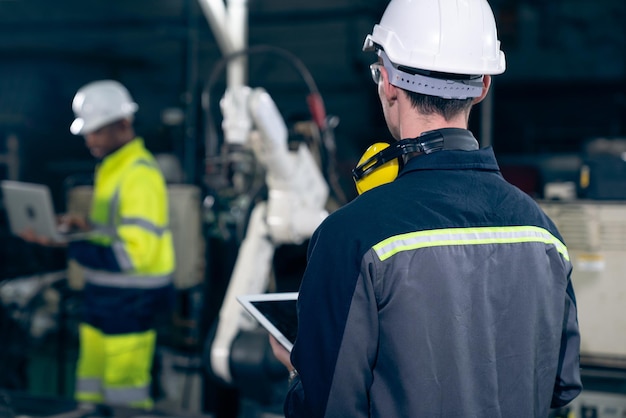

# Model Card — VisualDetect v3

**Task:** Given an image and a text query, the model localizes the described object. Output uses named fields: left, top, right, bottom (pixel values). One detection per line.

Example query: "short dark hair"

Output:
left=405, top=91, right=474, bottom=121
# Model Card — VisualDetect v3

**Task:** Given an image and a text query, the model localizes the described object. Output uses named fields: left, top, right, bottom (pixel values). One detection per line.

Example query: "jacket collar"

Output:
left=399, top=129, right=500, bottom=176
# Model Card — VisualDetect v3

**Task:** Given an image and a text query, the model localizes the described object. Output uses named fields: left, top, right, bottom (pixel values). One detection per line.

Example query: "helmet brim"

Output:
left=362, top=34, right=376, bottom=52
left=70, top=118, right=85, bottom=135
left=70, top=103, right=137, bottom=136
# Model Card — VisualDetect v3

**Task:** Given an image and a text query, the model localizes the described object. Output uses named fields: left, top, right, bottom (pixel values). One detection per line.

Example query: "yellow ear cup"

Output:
left=354, top=142, right=400, bottom=195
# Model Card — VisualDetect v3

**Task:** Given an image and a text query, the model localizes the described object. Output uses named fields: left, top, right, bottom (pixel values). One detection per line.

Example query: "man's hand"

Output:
left=269, top=335, right=294, bottom=372
left=58, top=213, right=91, bottom=232
left=18, top=213, right=90, bottom=247
left=19, top=228, right=66, bottom=247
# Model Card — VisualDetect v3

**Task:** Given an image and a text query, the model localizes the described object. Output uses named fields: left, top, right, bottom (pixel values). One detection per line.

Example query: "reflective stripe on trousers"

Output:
left=76, top=377, right=103, bottom=403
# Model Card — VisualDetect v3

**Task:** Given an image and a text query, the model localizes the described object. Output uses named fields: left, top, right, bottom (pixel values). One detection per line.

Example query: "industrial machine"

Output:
left=207, top=86, right=329, bottom=384
left=539, top=200, right=626, bottom=417
left=539, top=202, right=626, bottom=361
left=195, top=0, right=333, bottom=391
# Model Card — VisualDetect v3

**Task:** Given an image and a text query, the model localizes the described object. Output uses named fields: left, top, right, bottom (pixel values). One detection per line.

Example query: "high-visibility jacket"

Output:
left=286, top=129, right=582, bottom=417
left=69, top=137, right=175, bottom=333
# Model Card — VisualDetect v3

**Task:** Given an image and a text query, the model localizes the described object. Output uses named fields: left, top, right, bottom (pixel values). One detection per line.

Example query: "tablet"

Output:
left=237, top=292, right=298, bottom=352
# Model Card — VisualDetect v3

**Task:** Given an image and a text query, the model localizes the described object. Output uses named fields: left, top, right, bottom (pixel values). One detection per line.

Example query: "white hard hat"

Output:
left=363, top=0, right=506, bottom=77
left=70, top=80, right=138, bottom=135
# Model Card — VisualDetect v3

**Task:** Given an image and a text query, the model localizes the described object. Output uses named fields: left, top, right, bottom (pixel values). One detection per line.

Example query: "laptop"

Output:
left=1, top=180, right=91, bottom=243
left=237, top=292, right=299, bottom=352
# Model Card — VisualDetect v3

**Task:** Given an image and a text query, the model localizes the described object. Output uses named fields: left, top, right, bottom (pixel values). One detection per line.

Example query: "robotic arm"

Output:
left=198, top=0, right=331, bottom=386
left=248, top=88, right=329, bottom=243
left=209, top=85, right=329, bottom=383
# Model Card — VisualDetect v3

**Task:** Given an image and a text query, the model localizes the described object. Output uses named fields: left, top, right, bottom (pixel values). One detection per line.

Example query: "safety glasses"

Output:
left=370, top=63, right=383, bottom=85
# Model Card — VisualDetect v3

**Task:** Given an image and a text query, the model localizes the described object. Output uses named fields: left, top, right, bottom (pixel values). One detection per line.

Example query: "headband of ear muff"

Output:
left=352, top=129, right=478, bottom=194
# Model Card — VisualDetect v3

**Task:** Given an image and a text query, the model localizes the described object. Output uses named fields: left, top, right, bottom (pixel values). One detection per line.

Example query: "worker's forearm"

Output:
left=68, top=241, right=122, bottom=272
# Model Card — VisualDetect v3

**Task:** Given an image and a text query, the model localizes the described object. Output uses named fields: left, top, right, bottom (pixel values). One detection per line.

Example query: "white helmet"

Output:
left=70, top=80, right=138, bottom=135
left=364, top=0, right=505, bottom=91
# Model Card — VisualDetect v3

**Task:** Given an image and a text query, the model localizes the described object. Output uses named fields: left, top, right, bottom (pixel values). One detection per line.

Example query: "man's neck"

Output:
left=400, top=115, right=469, bottom=140
left=396, top=97, right=469, bottom=140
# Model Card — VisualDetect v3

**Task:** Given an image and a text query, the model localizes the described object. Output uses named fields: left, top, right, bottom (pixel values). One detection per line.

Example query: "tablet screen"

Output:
left=238, top=292, right=298, bottom=352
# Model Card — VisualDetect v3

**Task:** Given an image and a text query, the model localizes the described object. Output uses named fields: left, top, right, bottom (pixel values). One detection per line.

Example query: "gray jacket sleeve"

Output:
left=551, top=279, right=583, bottom=408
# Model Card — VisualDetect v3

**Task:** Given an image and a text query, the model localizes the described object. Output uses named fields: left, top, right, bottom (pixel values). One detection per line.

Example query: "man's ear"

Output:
left=119, top=118, right=133, bottom=130
left=472, top=75, right=492, bottom=104
left=380, top=67, right=398, bottom=104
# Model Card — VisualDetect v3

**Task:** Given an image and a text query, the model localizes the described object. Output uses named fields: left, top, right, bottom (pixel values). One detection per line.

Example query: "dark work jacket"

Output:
left=286, top=129, right=582, bottom=418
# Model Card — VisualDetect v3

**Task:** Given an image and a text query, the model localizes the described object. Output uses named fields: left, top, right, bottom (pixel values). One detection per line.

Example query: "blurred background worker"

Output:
left=270, top=0, right=582, bottom=416
left=65, top=80, right=175, bottom=409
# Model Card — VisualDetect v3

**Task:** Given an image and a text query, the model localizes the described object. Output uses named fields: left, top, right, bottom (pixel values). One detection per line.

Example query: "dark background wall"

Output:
left=0, top=0, right=625, bottom=278
left=1, top=0, right=624, bottom=200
